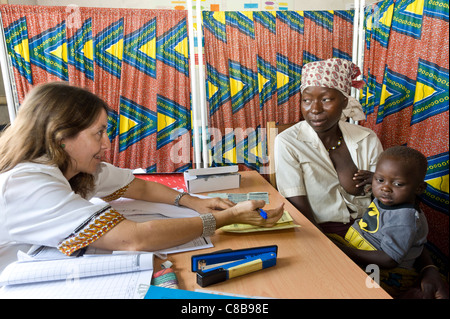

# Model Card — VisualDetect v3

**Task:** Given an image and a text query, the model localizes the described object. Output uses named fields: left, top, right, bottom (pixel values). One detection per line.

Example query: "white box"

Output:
left=184, top=166, right=241, bottom=193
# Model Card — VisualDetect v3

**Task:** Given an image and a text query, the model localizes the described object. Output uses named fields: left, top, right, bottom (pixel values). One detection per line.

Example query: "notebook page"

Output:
left=0, top=253, right=153, bottom=286
left=0, top=269, right=153, bottom=299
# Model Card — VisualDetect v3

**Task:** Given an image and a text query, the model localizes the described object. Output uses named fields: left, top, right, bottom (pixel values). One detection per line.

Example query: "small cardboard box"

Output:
left=184, top=166, right=241, bottom=193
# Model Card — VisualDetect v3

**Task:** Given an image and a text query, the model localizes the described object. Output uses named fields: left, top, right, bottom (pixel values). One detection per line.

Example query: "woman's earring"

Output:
left=61, top=144, right=65, bottom=148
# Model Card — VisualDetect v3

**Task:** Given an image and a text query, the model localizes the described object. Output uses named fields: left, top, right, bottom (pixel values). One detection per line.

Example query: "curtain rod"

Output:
left=186, top=0, right=202, bottom=168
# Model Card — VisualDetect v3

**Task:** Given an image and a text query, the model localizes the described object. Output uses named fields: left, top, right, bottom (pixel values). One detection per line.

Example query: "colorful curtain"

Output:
left=203, top=10, right=354, bottom=172
left=360, top=0, right=449, bottom=260
left=0, top=5, right=192, bottom=172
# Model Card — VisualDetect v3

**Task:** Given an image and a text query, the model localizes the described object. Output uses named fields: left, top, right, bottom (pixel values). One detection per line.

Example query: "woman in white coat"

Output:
left=0, top=81, right=283, bottom=272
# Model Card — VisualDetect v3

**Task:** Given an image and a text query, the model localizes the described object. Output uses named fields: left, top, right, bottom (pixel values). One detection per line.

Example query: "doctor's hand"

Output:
left=223, top=200, right=285, bottom=228
left=178, top=194, right=236, bottom=214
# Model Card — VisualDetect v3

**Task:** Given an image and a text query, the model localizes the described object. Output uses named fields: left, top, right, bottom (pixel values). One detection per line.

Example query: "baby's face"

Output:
left=372, top=156, right=424, bottom=206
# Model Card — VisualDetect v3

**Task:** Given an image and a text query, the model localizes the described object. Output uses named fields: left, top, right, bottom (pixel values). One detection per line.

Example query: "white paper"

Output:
left=0, top=269, right=153, bottom=299
left=0, top=250, right=154, bottom=299
left=0, top=253, right=153, bottom=286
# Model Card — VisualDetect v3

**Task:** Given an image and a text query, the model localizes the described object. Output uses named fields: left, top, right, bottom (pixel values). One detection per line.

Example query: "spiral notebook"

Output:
left=0, top=249, right=154, bottom=299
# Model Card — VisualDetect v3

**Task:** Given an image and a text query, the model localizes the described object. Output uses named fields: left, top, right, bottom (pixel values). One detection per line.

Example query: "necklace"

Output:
left=326, top=136, right=343, bottom=152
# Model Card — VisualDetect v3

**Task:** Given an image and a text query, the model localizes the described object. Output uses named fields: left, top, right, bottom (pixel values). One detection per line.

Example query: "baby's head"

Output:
left=372, top=146, right=428, bottom=206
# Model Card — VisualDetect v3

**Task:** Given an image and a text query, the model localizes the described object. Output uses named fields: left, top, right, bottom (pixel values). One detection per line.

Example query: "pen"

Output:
left=259, top=208, right=267, bottom=219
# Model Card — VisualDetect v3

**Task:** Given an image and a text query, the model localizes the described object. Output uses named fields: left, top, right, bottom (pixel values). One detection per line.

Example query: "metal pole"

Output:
left=357, top=0, right=365, bottom=74
left=350, top=0, right=361, bottom=124
left=196, top=0, right=209, bottom=168
left=186, top=0, right=202, bottom=168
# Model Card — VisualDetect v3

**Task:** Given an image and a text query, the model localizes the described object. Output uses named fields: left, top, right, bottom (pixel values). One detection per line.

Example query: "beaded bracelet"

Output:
left=199, top=213, right=216, bottom=237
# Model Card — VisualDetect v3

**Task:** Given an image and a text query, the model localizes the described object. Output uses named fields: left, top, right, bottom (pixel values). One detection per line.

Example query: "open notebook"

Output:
left=0, top=248, right=154, bottom=299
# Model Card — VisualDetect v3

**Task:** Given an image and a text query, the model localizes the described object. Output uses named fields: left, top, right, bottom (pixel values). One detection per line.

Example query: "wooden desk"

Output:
left=159, top=171, right=391, bottom=299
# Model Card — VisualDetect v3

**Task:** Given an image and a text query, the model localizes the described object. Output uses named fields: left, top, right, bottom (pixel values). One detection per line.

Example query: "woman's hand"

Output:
left=93, top=199, right=284, bottom=253
left=180, top=195, right=236, bottom=214
left=184, top=197, right=284, bottom=229
left=221, top=200, right=285, bottom=228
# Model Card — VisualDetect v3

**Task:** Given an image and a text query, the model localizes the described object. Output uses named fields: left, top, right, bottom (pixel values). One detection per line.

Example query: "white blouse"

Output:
left=0, top=161, right=134, bottom=272
left=274, top=120, right=383, bottom=224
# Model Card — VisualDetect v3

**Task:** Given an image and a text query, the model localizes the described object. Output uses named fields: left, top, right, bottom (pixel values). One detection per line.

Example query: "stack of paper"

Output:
left=208, top=192, right=270, bottom=204
left=220, top=210, right=300, bottom=233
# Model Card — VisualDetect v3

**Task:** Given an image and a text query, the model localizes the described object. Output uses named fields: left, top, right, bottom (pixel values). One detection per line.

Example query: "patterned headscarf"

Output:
left=300, top=58, right=366, bottom=121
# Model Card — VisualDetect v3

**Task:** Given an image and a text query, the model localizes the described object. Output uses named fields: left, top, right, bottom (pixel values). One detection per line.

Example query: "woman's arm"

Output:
left=90, top=200, right=285, bottom=252
left=123, top=177, right=236, bottom=213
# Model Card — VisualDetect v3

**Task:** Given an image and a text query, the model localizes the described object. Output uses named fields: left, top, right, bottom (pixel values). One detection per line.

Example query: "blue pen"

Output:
left=259, top=208, right=267, bottom=219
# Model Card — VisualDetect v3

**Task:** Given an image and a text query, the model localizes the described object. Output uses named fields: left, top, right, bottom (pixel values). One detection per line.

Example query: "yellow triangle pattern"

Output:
left=223, top=147, right=237, bottom=163
left=139, top=38, right=156, bottom=60
left=119, top=114, right=138, bottom=135
left=82, top=39, right=94, bottom=60
left=277, top=71, right=289, bottom=89
left=380, top=84, right=393, bottom=105
left=366, top=14, right=373, bottom=31
left=241, top=11, right=254, bottom=21
left=364, top=87, right=374, bottom=104
left=14, top=39, right=30, bottom=63
left=230, top=78, right=244, bottom=97
left=414, top=82, right=436, bottom=103
left=380, top=3, right=394, bottom=27
left=157, top=113, right=176, bottom=132
left=208, top=81, right=219, bottom=97
left=105, top=38, right=123, bottom=60
left=405, top=0, right=424, bottom=16
left=258, top=73, right=269, bottom=93
left=213, top=11, right=226, bottom=25
left=426, top=175, right=449, bottom=193
left=50, top=43, right=68, bottom=63
left=249, top=141, right=261, bottom=158
left=174, top=37, right=188, bottom=59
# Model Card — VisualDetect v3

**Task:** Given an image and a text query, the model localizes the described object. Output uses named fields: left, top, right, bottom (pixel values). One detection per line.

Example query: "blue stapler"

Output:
left=191, top=245, right=278, bottom=287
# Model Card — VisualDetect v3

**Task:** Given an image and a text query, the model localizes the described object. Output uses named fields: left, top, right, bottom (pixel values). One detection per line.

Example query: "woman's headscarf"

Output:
left=300, top=58, right=366, bottom=121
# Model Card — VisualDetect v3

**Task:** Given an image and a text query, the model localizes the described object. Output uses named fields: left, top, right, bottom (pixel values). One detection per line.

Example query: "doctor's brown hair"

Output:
left=0, top=82, right=110, bottom=197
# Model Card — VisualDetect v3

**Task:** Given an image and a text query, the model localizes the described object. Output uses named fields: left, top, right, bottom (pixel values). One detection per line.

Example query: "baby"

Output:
left=340, top=146, right=429, bottom=297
